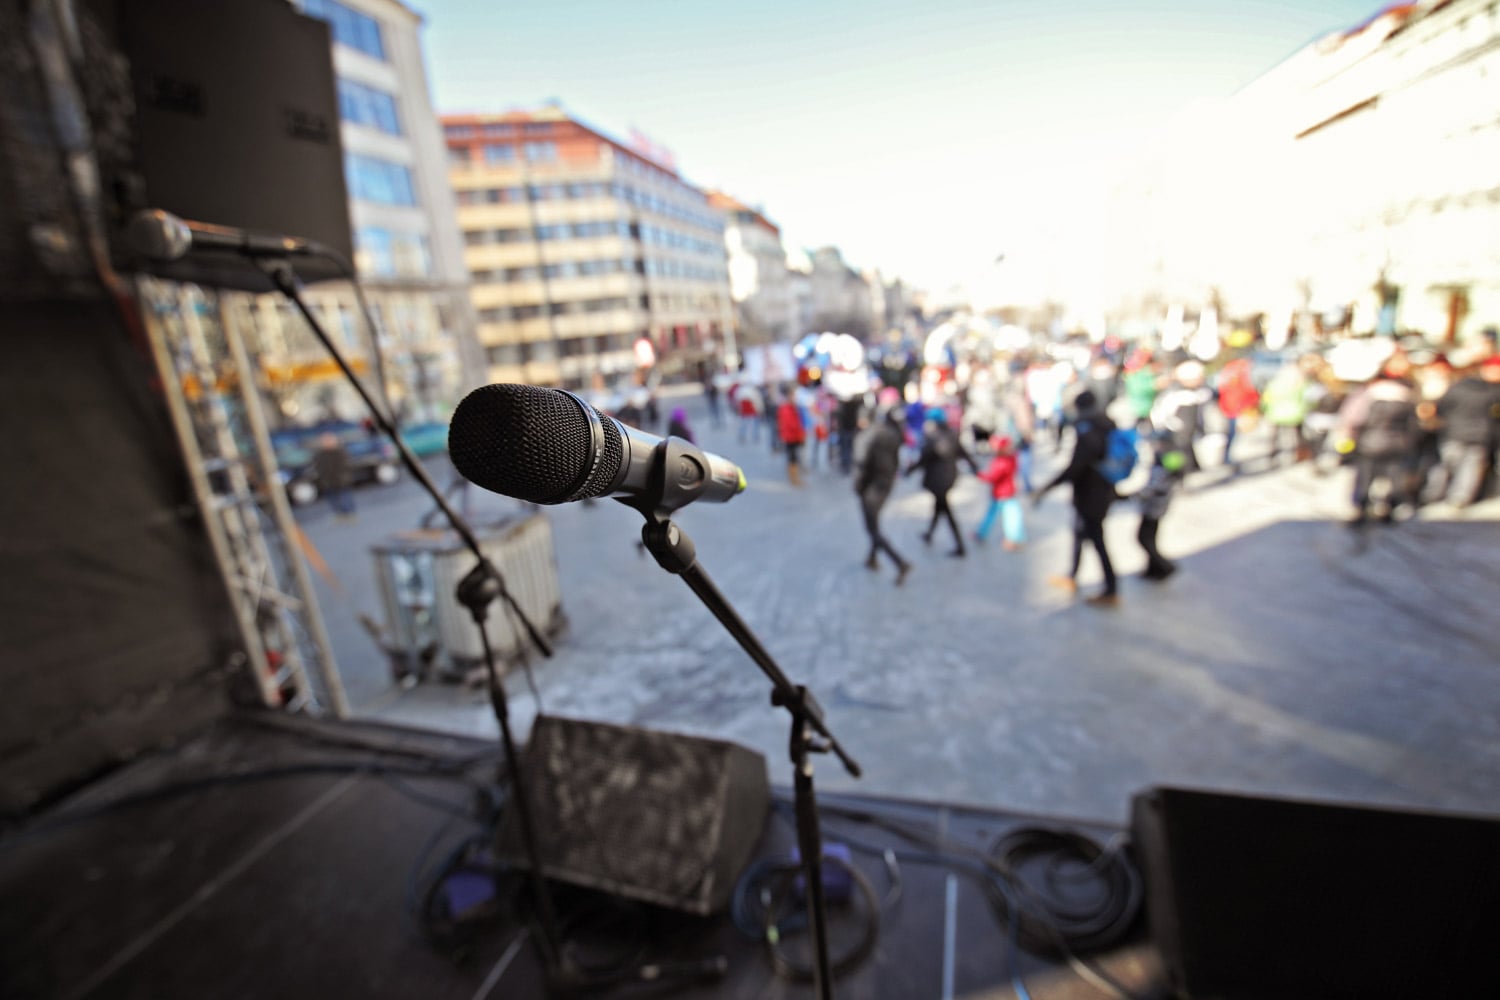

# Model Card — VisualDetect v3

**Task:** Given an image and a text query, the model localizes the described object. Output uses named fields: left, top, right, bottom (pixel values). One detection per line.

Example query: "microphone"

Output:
left=127, top=208, right=325, bottom=262
left=448, top=383, right=747, bottom=508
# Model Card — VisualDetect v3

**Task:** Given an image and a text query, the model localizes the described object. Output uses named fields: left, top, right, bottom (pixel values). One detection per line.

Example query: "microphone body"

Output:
left=128, top=208, right=323, bottom=262
left=448, top=384, right=746, bottom=510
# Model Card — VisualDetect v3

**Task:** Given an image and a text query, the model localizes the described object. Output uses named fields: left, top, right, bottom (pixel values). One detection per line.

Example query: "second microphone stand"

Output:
left=621, top=438, right=862, bottom=1000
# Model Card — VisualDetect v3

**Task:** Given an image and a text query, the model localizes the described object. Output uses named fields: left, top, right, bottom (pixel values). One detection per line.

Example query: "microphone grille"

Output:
left=448, top=384, right=623, bottom=504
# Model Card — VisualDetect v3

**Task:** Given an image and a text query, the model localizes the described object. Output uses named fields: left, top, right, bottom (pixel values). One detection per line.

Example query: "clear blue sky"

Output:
left=420, top=0, right=1381, bottom=290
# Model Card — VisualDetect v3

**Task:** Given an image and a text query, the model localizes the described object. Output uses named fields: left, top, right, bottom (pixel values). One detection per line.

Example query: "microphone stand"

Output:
left=621, top=437, right=862, bottom=1000
left=258, top=260, right=724, bottom=994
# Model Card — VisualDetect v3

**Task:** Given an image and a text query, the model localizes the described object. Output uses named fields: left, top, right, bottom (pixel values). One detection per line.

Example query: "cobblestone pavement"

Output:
left=298, top=392, right=1500, bottom=823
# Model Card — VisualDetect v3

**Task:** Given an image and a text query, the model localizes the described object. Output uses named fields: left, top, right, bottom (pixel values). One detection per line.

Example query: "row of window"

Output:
left=337, top=78, right=401, bottom=136
left=464, top=220, right=633, bottom=245
left=447, top=122, right=555, bottom=140
left=640, top=225, right=719, bottom=256
left=474, top=258, right=635, bottom=283
left=456, top=181, right=611, bottom=206
left=346, top=153, right=415, bottom=206
left=479, top=297, right=641, bottom=323
left=643, top=258, right=723, bottom=282
left=453, top=182, right=718, bottom=234
left=302, top=0, right=385, bottom=60
left=356, top=227, right=431, bottom=279
left=449, top=142, right=559, bottom=167
left=485, top=334, right=634, bottom=367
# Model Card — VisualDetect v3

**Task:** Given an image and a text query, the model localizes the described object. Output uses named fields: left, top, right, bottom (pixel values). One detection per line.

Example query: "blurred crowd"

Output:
left=598, top=325, right=1500, bottom=605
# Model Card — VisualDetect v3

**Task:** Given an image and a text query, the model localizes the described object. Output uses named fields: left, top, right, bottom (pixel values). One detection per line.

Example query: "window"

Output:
left=483, top=124, right=514, bottom=139
left=514, top=305, right=543, bottom=320
left=302, top=0, right=385, bottom=60
left=535, top=224, right=569, bottom=241
left=483, top=144, right=515, bottom=165
left=345, top=153, right=415, bottom=205
left=479, top=307, right=514, bottom=323
left=445, top=125, right=475, bottom=139
left=356, top=228, right=431, bottom=278
left=448, top=146, right=472, bottom=167
left=336, top=78, right=401, bottom=135
left=486, top=344, right=523, bottom=366
left=524, top=122, right=553, bottom=136
left=523, top=141, right=557, bottom=163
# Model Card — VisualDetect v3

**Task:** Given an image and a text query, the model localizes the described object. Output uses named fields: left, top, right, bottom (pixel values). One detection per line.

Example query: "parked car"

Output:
left=398, top=421, right=450, bottom=458
left=272, top=421, right=399, bottom=505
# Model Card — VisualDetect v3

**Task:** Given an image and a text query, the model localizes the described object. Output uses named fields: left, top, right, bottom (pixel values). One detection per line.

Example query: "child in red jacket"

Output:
left=975, top=435, right=1025, bottom=549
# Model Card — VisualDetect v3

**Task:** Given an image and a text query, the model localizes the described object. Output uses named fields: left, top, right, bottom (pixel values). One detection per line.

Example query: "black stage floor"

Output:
left=0, top=713, right=1163, bottom=1000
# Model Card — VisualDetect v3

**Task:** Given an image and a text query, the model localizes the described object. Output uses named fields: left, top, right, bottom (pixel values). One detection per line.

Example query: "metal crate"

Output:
left=371, top=514, right=565, bottom=679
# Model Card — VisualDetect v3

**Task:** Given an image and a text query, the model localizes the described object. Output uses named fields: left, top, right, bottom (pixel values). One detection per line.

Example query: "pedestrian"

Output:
left=1261, top=358, right=1315, bottom=465
left=1431, top=356, right=1500, bottom=507
left=1151, top=361, right=1212, bottom=475
left=777, top=390, right=807, bottom=486
left=735, top=383, right=762, bottom=444
left=313, top=431, right=356, bottom=521
left=1335, top=354, right=1420, bottom=525
left=764, top=384, right=782, bottom=453
left=1215, top=358, right=1260, bottom=470
left=703, top=371, right=723, bottom=428
left=854, top=405, right=912, bottom=585
left=1122, top=352, right=1161, bottom=432
left=835, top=395, right=864, bottom=474
left=905, top=407, right=979, bottom=557
left=1002, top=372, right=1037, bottom=493
left=667, top=406, right=695, bottom=444
left=975, top=435, right=1026, bottom=550
left=1134, top=434, right=1185, bottom=581
left=1034, top=390, right=1120, bottom=606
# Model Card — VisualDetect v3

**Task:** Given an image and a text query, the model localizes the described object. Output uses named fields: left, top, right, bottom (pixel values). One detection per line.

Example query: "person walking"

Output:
left=905, top=407, right=979, bottom=557
left=854, top=405, right=912, bottom=584
left=1335, top=355, right=1420, bottom=524
left=777, top=391, right=807, bottom=486
left=1151, top=361, right=1212, bottom=475
left=1215, top=358, right=1259, bottom=471
left=735, top=382, right=762, bottom=444
left=1432, top=356, right=1500, bottom=507
left=974, top=435, right=1026, bottom=550
left=1261, top=358, right=1315, bottom=465
left=1134, top=435, right=1185, bottom=581
left=702, top=370, right=723, bottom=428
left=312, top=431, right=356, bottom=521
left=1034, top=390, right=1120, bottom=606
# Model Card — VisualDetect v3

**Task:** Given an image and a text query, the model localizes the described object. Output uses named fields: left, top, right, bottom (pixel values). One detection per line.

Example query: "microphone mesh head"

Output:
left=448, top=384, right=623, bottom=504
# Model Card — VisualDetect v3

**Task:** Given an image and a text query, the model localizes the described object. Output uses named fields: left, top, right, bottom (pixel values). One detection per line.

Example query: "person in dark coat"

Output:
left=1336, top=356, right=1420, bottom=524
left=312, top=431, right=356, bottom=520
left=855, top=406, right=911, bottom=584
left=905, top=407, right=980, bottom=557
left=1034, top=390, right=1120, bottom=605
left=1432, top=357, right=1500, bottom=506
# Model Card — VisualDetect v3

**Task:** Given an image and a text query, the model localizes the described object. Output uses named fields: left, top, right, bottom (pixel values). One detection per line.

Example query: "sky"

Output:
left=420, top=0, right=1382, bottom=293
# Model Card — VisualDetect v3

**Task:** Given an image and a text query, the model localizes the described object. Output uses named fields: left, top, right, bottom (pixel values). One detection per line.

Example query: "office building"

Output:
left=709, top=191, right=791, bottom=348
left=443, top=107, right=733, bottom=388
left=250, top=0, right=480, bottom=425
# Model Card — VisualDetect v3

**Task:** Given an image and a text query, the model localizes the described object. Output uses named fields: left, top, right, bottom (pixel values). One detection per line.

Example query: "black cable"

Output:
left=731, top=852, right=882, bottom=983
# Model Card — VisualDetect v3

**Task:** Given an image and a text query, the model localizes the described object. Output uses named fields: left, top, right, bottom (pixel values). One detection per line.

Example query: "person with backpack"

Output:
left=1151, top=361, right=1213, bottom=474
left=905, top=407, right=980, bottom=558
left=1034, top=390, right=1126, bottom=606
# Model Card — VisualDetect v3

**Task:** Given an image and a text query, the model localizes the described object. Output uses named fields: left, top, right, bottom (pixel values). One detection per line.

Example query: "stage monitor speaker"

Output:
left=1131, top=786, right=1500, bottom=1000
left=499, top=715, right=770, bottom=916
left=115, top=0, right=353, bottom=290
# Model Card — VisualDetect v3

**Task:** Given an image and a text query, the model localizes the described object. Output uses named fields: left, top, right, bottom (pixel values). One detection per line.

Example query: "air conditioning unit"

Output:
left=371, top=515, right=565, bottom=680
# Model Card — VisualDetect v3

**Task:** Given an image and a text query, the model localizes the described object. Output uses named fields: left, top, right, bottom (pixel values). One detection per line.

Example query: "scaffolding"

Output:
left=137, top=277, right=349, bottom=716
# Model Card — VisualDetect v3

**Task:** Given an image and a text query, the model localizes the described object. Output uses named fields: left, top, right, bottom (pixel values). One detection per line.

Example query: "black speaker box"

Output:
left=499, top=716, right=771, bottom=916
left=112, top=0, right=353, bottom=290
left=1131, top=786, right=1500, bottom=999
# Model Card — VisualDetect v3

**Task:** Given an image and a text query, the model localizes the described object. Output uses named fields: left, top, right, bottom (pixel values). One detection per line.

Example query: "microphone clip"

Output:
left=615, top=436, right=715, bottom=523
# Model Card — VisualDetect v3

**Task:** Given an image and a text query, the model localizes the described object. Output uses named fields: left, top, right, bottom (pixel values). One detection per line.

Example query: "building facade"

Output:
left=246, top=0, right=480, bottom=426
left=1098, top=0, right=1500, bottom=345
left=808, top=246, right=878, bottom=337
left=442, top=108, right=733, bottom=389
left=709, top=191, right=790, bottom=350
